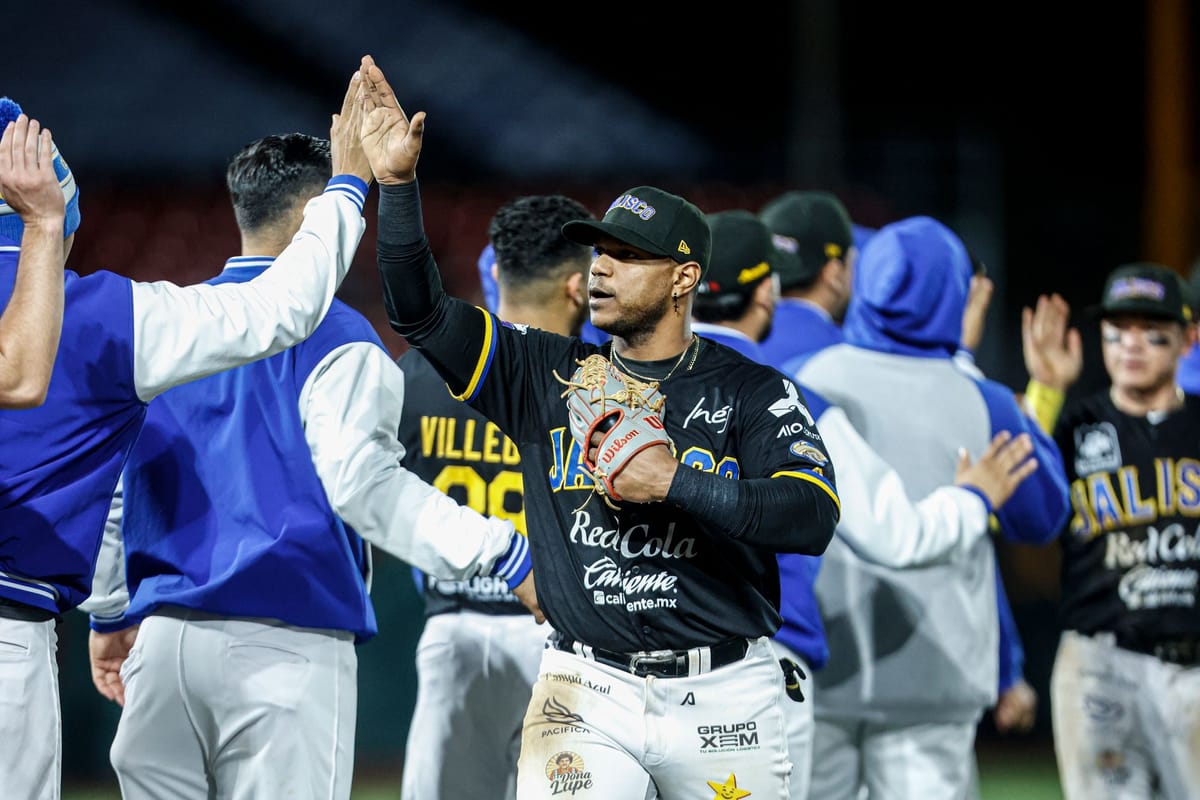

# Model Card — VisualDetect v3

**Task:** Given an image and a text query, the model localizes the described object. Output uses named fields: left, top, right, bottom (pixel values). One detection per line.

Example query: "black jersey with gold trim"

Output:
left=1054, top=391, right=1200, bottom=648
left=438, top=306, right=838, bottom=653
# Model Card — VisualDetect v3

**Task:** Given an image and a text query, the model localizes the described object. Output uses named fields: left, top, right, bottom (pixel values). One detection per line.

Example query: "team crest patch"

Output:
left=706, top=772, right=752, bottom=799
left=547, top=751, right=593, bottom=793
left=1074, top=422, right=1122, bottom=475
left=789, top=440, right=827, bottom=467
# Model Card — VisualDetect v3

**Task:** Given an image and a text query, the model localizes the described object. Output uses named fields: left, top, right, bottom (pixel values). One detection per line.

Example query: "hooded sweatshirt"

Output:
left=797, top=215, right=1069, bottom=723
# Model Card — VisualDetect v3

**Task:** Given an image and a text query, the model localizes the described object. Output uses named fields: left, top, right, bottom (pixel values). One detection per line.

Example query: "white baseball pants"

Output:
left=515, top=636, right=792, bottom=800
left=401, top=611, right=549, bottom=800
left=110, top=610, right=357, bottom=800
left=0, top=617, right=59, bottom=800
left=1052, top=630, right=1200, bottom=800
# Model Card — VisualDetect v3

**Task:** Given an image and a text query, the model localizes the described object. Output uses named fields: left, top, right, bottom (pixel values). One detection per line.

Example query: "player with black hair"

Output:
left=0, top=73, right=372, bottom=800
left=83, top=129, right=535, bottom=798
left=398, top=193, right=592, bottom=800
left=361, top=55, right=839, bottom=798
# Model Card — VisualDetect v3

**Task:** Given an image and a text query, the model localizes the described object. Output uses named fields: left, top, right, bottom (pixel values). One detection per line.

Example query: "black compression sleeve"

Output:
left=376, top=180, right=445, bottom=336
left=666, top=466, right=838, bottom=554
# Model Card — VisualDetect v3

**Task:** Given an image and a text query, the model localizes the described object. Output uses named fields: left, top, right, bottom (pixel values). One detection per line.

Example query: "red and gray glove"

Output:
left=556, top=354, right=672, bottom=505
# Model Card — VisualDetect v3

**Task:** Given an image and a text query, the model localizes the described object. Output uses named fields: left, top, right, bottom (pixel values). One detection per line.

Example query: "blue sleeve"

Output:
left=975, top=378, right=1070, bottom=544
left=995, top=562, right=1024, bottom=694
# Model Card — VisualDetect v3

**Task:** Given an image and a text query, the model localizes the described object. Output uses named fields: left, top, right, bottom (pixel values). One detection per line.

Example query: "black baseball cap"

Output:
left=561, top=186, right=711, bottom=276
left=1090, top=262, right=1192, bottom=324
left=697, top=210, right=790, bottom=298
left=758, top=190, right=853, bottom=290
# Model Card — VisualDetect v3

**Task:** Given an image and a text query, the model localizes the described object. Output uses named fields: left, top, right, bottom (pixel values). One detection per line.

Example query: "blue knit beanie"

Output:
left=0, top=97, right=81, bottom=242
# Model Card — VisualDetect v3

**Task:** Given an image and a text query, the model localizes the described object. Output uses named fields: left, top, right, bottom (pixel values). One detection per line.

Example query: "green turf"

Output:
left=66, top=771, right=1065, bottom=800
left=64, top=747, right=1066, bottom=799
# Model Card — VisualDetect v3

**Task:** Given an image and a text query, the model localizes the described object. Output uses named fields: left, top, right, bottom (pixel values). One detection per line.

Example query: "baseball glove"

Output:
left=554, top=354, right=671, bottom=506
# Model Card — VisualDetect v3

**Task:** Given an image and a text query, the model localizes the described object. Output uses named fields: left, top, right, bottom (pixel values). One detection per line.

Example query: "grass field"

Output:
left=63, top=746, right=1065, bottom=799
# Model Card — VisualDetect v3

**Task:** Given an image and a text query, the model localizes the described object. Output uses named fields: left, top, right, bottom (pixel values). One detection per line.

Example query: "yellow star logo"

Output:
left=706, top=773, right=751, bottom=799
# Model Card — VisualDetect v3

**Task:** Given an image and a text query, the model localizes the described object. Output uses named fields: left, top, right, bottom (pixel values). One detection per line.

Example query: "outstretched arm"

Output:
left=821, top=405, right=1038, bottom=567
left=299, top=341, right=536, bottom=616
left=131, top=70, right=372, bottom=401
left=0, top=115, right=66, bottom=408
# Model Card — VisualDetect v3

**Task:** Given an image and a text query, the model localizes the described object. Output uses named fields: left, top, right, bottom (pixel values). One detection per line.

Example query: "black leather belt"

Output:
left=551, top=632, right=749, bottom=678
left=0, top=596, right=57, bottom=623
left=1117, top=634, right=1200, bottom=667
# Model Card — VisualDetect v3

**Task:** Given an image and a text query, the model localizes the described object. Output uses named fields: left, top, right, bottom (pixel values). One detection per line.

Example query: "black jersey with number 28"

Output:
left=407, top=299, right=839, bottom=654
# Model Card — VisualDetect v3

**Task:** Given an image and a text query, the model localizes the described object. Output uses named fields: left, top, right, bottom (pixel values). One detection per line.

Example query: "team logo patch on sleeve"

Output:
left=789, top=440, right=828, bottom=467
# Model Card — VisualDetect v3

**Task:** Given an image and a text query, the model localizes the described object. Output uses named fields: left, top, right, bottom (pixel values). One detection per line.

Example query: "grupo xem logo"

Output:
left=697, top=721, right=759, bottom=751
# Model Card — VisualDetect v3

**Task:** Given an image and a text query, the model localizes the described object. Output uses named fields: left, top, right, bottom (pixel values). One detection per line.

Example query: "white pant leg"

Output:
left=770, top=640, right=814, bottom=799
left=0, top=617, right=59, bottom=800
left=401, top=612, right=549, bottom=800
left=647, top=637, right=792, bottom=800
left=516, top=646, right=654, bottom=800
left=1051, top=631, right=1154, bottom=800
left=862, top=717, right=979, bottom=800
left=110, top=616, right=210, bottom=799
left=112, top=612, right=357, bottom=800
left=808, top=717, right=862, bottom=800
left=1148, top=656, right=1200, bottom=800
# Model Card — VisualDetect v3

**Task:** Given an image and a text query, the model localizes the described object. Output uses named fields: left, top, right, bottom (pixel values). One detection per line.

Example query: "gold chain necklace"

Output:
left=611, top=334, right=699, bottom=383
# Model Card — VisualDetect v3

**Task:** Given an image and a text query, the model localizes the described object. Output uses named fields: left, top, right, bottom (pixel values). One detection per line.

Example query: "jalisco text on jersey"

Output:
left=547, top=427, right=739, bottom=493
left=1069, top=459, right=1200, bottom=538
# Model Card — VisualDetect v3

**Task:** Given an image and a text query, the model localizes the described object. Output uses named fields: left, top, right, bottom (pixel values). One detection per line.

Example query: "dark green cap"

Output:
left=758, top=190, right=853, bottom=290
left=562, top=185, right=711, bottom=275
left=1093, top=262, right=1192, bottom=324
left=698, top=210, right=791, bottom=298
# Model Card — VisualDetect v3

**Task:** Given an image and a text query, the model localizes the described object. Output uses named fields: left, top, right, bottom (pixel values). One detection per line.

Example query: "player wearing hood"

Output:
left=795, top=215, right=1071, bottom=800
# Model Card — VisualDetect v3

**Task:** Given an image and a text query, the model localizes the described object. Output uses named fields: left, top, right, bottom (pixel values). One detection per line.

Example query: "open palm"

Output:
left=358, top=54, right=425, bottom=185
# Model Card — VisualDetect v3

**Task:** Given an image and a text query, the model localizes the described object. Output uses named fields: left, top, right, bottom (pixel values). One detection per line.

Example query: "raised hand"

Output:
left=960, top=274, right=994, bottom=353
left=1022, top=293, right=1083, bottom=392
left=0, top=114, right=65, bottom=228
left=89, top=626, right=140, bottom=707
left=954, top=431, right=1038, bottom=510
left=358, top=54, right=426, bottom=185
left=330, top=70, right=373, bottom=185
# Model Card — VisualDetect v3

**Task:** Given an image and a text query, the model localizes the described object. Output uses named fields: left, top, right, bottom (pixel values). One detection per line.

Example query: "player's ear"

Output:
left=673, top=260, right=701, bottom=297
left=565, top=271, right=585, bottom=308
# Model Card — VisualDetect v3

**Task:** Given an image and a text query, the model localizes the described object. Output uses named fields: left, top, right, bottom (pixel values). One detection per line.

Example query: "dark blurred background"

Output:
left=10, top=0, right=1200, bottom=795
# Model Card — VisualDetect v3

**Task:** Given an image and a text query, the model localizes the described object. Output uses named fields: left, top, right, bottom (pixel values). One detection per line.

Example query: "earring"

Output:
left=672, top=292, right=679, bottom=314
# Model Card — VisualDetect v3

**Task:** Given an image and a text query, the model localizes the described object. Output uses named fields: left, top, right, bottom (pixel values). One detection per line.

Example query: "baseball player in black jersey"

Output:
left=398, top=194, right=594, bottom=800
left=358, top=56, right=840, bottom=799
left=1023, top=262, right=1200, bottom=798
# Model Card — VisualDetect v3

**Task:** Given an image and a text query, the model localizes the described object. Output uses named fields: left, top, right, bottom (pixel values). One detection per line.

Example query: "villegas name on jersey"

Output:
left=419, top=414, right=519, bottom=464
